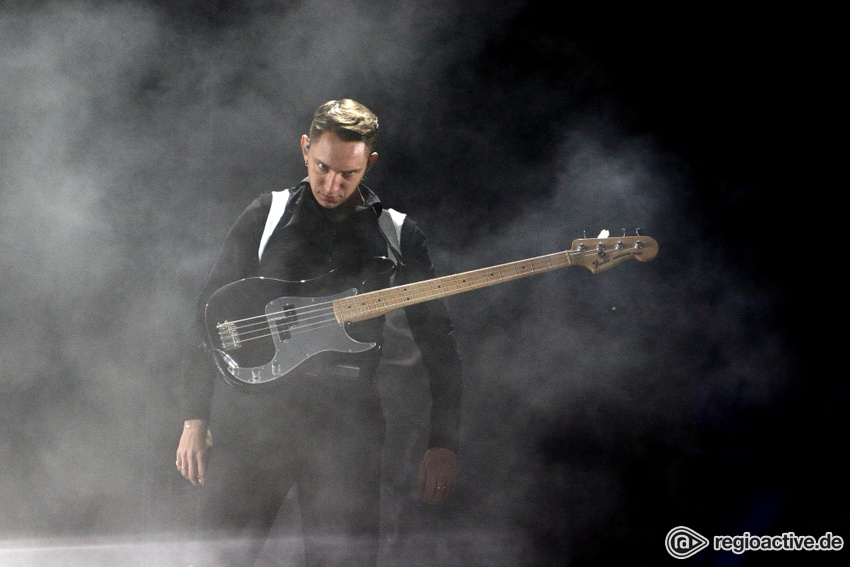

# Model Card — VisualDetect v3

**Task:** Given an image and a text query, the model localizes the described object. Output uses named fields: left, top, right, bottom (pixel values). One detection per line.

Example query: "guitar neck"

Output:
left=333, top=234, right=658, bottom=323
left=333, top=249, right=573, bottom=323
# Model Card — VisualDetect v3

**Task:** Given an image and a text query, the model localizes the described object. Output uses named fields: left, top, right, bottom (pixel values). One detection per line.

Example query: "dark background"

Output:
left=0, top=1, right=842, bottom=565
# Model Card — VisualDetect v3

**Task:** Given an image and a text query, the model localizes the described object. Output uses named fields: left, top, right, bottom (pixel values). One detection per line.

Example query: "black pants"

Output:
left=199, top=369, right=385, bottom=567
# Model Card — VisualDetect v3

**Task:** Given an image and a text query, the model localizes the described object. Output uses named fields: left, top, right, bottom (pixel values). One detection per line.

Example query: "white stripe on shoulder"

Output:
left=258, top=189, right=290, bottom=261
left=385, top=207, right=406, bottom=243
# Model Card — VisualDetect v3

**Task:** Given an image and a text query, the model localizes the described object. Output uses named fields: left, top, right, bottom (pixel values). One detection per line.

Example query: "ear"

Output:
left=366, top=152, right=379, bottom=172
left=300, top=135, right=310, bottom=161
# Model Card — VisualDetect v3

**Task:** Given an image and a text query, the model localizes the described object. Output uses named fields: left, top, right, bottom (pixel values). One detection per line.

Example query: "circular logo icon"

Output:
left=665, top=526, right=709, bottom=559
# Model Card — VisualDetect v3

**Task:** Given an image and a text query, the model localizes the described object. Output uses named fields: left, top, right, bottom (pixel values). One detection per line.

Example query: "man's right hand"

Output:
left=175, top=419, right=212, bottom=487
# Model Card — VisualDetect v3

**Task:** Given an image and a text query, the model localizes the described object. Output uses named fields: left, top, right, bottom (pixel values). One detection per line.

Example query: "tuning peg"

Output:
left=636, top=227, right=643, bottom=236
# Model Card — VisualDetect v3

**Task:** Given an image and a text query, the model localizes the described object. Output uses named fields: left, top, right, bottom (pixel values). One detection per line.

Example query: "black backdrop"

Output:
left=0, top=1, right=842, bottom=565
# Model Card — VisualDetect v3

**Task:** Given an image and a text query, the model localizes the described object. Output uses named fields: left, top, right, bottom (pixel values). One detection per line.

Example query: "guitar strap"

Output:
left=257, top=189, right=292, bottom=262
left=258, top=187, right=407, bottom=265
left=378, top=207, right=406, bottom=266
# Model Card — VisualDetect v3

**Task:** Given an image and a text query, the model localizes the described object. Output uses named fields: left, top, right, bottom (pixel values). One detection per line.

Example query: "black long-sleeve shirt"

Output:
left=181, top=181, right=463, bottom=451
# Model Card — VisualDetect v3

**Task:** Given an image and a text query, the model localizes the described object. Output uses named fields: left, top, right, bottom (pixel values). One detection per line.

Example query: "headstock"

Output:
left=569, top=231, right=658, bottom=273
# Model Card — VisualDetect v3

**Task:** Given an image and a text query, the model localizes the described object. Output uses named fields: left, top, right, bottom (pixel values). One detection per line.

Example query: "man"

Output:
left=176, top=99, right=463, bottom=566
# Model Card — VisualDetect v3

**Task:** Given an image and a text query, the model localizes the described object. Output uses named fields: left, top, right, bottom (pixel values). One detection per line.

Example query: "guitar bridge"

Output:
left=217, top=321, right=242, bottom=350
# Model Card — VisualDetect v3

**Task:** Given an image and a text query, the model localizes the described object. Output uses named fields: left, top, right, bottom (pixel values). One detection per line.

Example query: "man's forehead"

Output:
left=309, top=132, right=370, bottom=164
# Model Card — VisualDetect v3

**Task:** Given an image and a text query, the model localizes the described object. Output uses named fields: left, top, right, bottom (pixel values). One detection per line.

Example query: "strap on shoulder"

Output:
left=379, top=208, right=406, bottom=266
left=258, top=189, right=291, bottom=261
left=259, top=190, right=406, bottom=266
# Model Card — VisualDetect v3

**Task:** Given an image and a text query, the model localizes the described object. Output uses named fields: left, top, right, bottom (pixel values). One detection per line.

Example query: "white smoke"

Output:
left=0, top=1, right=808, bottom=565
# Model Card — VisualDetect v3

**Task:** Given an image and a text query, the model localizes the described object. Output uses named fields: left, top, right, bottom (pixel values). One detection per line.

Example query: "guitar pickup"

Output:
left=271, top=304, right=298, bottom=342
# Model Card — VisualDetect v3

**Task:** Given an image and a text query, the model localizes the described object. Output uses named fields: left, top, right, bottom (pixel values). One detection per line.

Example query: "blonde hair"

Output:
left=309, top=99, right=379, bottom=151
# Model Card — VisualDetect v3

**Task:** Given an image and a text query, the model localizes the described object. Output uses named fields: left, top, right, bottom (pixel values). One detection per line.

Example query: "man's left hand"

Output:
left=418, top=447, right=457, bottom=505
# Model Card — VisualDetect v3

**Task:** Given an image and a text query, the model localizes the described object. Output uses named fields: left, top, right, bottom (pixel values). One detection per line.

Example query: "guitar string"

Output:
left=228, top=308, right=340, bottom=343
left=226, top=250, right=575, bottom=330
left=217, top=248, right=617, bottom=346
left=219, top=267, right=524, bottom=344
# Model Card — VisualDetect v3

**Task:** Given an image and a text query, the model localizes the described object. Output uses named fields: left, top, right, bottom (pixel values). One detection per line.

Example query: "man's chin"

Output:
left=316, top=197, right=341, bottom=208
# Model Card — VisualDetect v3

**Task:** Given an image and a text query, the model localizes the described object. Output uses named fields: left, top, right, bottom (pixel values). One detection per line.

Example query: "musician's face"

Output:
left=301, top=132, right=378, bottom=213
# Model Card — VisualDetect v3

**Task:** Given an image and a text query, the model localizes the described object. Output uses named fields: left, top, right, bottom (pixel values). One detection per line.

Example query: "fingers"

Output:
left=196, top=451, right=207, bottom=487
left=425, top=469, right=455, bottom=504
left=187, top=457, right=202, bottom=487
left=176, top=427, right=212, bottom=487
left=175, top=446, right=205, bottom=486
left=174, top=456, right=204, bottom=486
left=422, top=476, right=453, bottom=505
left=418, top=447, right=458, bottom=505
left=176, top=454, right=205, bottom=486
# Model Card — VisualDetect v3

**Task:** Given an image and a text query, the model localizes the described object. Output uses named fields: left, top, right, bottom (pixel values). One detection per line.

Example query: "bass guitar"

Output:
left=206, top=232, right=658, bottom=387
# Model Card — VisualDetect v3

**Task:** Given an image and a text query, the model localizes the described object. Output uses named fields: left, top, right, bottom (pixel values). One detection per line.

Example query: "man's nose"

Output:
left=326, top=172, right=343, bottom=192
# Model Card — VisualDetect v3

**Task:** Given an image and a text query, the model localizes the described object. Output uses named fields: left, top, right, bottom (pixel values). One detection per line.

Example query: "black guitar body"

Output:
left=205, top=260, right=394, bottom=387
